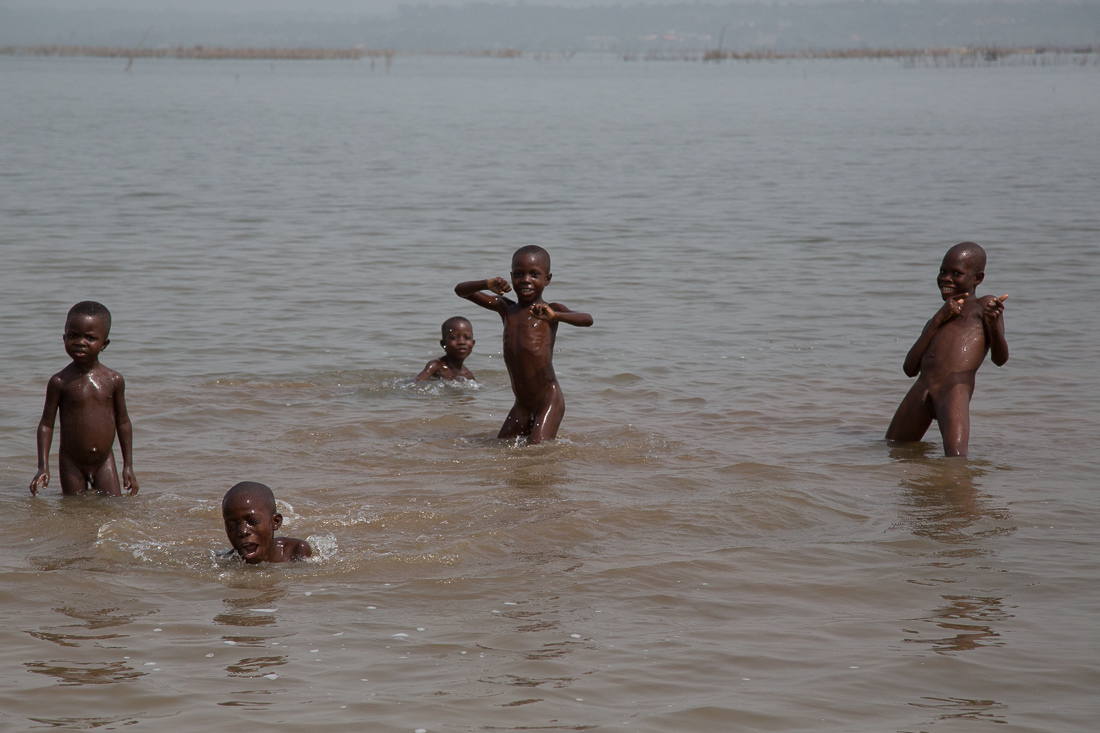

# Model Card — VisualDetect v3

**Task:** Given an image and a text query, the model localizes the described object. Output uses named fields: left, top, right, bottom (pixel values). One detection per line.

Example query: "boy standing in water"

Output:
left=222, top=482, right=312, bottom=564
left=30, top=302, right=139, bottom=496
left=886, top=242, right=1009, bottom=457
left=414, top=316, right=477, bottom=382
left=456, top=246, right=593, bottom=444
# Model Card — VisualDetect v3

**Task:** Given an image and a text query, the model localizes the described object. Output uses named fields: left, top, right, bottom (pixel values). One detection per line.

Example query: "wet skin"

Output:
left=886, top=250, right=1009, bottom=457
left=414, top=321, right=476, bottom=382
left=222, top=492, right=311, bottom=564
left=456, top=252, right=593, bottom=444
left=30, top=314, right=138, bottom=496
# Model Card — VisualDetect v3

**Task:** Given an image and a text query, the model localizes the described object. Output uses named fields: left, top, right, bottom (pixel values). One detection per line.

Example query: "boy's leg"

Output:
left=886, top=380, right=934, bottom=443
left=497, top=403, right=533, bottom=440
left=934, top=386, right=972, bottom=458
left=527, top=385, right=565, bottom=445
left=57, top=453, right=90, bottom=495
left=89, top=452, right=123, bottom=496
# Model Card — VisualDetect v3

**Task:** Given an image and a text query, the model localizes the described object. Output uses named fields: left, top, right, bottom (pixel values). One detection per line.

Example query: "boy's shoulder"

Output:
left=278, top=536, right=312, bottom=561
left=88, top=363, right=126, bottom=386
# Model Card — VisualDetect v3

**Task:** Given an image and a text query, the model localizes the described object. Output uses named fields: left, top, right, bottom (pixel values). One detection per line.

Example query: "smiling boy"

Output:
left=455, top=245, right=593, bottom=444
left=885, top=242, right=1009, bottom=457
left=30, top=302, right=138, bottom=496
left=414, top=316, right=476, bottom=383
left=222, top=482, right=312, bottom=564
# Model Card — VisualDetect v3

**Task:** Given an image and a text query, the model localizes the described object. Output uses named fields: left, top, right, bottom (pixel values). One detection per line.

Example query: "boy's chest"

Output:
left=61, top=375, right=114, bottom=405
left=503, top=311, right=553, bottom=347
left=932, top=309, right=987, bottom=348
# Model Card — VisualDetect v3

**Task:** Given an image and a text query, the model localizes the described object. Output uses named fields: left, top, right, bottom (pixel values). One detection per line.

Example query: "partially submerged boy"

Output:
left=30, top=301, right=138, bottom=496
left=222, top=481, right=312, bottom=564
left=456, top=245, right=593, bottom=444
left=414, top=316, right=476, bottom=383
left=886, top=242, right=1009, bottom=457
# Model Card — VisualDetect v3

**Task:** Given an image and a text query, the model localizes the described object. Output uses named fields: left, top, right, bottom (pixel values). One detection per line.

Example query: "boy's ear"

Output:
left=272, top=513, right=283, bottom=531
left=974, top=270, right=985, bottom=286
left=545, top=272, right=552, bottom=286
left=440, top=339, right=446, bottom=349
left=102, top=338, right=110, bottom=349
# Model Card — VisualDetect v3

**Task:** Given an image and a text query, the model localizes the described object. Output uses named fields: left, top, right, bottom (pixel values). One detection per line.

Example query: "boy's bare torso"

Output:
left=914, top=296, right=991, bottom=401
left=54, top=363, right=124, bottom=469
left=500, top=299, right=560, bottom=406
left=886, top=243, right=1008, bottom=457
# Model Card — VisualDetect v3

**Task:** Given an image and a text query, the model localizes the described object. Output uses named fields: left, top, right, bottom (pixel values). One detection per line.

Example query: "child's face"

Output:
left=441, top=322, right=475, bottom=361
left=510, top=253, right=552, bottom=304
left=63, top=314, right=110, bottom=365
left=937, top=251, right=984, bottom=300
left=223, top=494, right=283, bottom=565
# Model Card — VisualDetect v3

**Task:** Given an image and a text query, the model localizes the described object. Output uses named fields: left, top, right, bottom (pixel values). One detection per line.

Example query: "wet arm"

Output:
left=983, top=296, right=1009, bottom=366
left=413, top=360, right=441, bottom=383
left=455, top=278, right=509, bottom=314
left=31, top=378, right=61, bottom=494
left=902, top=299, right=963, bottom=377
left=538, top=303, right=594, bottom=327
left=113, top=377, right=138, bottom=495
left=902, top=320, right=939, bottom=377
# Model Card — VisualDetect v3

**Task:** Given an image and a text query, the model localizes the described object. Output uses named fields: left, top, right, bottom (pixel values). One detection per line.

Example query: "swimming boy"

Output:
left=30, top=301, right=138, bottom=496
left=456, top=245, right=593, bottom=444
left=222, top=481, right=312, bottom=564
left=414, top=316, right=476, bottom=383
left=886, top=242, right=1009, bottom=457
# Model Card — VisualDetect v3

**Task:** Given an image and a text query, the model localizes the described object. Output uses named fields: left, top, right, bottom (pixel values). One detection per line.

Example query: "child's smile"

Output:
left=937, top=251, right=983, bottom=300
left=510, top=253, right=551, bottom=303
left=442, top=323, right=475, bottom=359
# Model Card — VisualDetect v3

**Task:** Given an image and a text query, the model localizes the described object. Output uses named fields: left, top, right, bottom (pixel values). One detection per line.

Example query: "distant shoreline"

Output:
left=1, top=44, right=1095, bottom=64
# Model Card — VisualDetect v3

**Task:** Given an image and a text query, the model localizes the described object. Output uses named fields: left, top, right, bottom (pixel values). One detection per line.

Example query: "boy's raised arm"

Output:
left=983, top=294, right=1009, bottom=366
left=113, top=375, right=138, bottom=496
left=30, top=377, right=62, bottom=495
left=902, top=296, right=966, bottom=377
left=456, top=277, right=511, bottom=313
left=532, top=303, right=594, bottom=327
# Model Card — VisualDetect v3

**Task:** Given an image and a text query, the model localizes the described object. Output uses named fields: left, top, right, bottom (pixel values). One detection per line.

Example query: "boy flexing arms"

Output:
left=456, top=246, right=593, bottom=444
left=30, top=301, right=138, bottom=496
left=886, top=242, right=1009, bottom=457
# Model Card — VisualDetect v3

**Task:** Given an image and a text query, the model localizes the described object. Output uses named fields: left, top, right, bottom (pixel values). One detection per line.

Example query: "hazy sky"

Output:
left=8, top=0, right=1038, bottom=12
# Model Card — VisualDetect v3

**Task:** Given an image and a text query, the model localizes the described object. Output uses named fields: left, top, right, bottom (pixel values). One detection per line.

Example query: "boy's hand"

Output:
left=935, top=295, right=967, bottom=324
left=530, top=303, right=557, bottom=322
left=123, top=467, right=139, bottom=496
left=982, top=294, right=1008, bottom=326
left=487, top=277, right=511, bottom=295
left=30, top=469, right=48, bottom=496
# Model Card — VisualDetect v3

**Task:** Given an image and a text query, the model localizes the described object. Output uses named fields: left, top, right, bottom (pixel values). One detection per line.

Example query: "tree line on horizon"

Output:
left=2, top=1, right=1098, bottom=53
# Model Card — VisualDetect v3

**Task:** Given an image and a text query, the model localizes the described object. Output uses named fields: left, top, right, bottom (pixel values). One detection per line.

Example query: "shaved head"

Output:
left=441, top=316, right=472, bottom=338
left=67, top=301, right=112, bottom=333
left=512, top=245, right=550, bottom=270
left=223, top=481, right=276, bottom=513
left=945, top=242, right=986, bottom=272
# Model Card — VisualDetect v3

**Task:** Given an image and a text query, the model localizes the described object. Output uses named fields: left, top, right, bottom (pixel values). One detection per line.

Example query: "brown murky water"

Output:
left=1, top=55, right=1098, bottom=732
